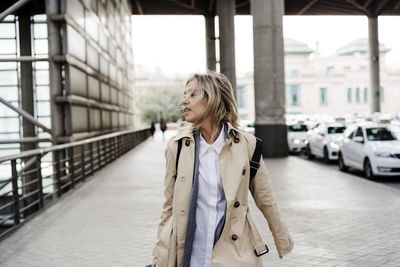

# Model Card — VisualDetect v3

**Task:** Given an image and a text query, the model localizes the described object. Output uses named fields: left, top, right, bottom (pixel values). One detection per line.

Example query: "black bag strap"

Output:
left=175, top=138, right=183, bottom=179
left=249, top=137, right=263, bottom=183
left=174, top=136, right=263, bottom=183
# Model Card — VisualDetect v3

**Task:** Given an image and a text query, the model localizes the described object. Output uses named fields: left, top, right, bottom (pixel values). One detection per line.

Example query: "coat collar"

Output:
left=172, top=121, right=240, bottom=142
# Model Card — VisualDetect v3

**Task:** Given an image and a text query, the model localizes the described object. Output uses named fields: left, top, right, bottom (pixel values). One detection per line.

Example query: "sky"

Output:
left=131, top=15, right=400, bottom=77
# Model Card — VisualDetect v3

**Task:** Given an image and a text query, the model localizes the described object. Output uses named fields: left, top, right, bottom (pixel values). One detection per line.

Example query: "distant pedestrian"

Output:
left=150, top=122, right=155, bottom=139
left=160, top=118, right=167, bottom=141
left=151, top=72, right=294, bottom=267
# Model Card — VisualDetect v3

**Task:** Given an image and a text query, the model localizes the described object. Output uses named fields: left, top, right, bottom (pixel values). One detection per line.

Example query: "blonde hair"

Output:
left=185, top=71, right=239, bottom=141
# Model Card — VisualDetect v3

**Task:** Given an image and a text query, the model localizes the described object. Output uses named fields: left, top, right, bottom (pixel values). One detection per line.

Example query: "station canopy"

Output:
left=1, top=0, right=400, bottom=16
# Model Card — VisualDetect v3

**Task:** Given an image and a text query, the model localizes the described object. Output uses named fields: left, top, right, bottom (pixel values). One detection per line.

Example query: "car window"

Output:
left=327, top=126, right=346, bottom=134
left=366, top=127, right=397, bottom=141
left=288, top=124, right=308, bottom=132
left=344, top=126, right=356, bottom=138
left=354, top=127, right=363, bottom=138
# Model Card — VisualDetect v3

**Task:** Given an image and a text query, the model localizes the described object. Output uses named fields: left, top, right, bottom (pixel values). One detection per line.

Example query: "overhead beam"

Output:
left=208, top=0, right=214, bottom=13
left=363, top=0, right=373, bottom=9
left=237, top=0, right=250, bottom=8
left=166, top=0, right=204, bottom=13
left=191, top=0, right=195, bottom=8
left=396, top=0, right=400, bottom=9
left=135, top=0, right=143, bottom=14
left=346, top=0, right=369, bottom=14
left=297, top=0, right=319, bottom=15
left=376, top=0, right=390, bottom=14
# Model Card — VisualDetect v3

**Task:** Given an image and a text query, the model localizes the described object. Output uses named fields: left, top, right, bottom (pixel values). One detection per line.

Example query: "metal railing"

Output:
left=0, top=128, right=151, bottom=239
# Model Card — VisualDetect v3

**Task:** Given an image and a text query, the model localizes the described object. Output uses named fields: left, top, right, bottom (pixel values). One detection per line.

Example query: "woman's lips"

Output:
left=184, top=108, right=191, bottom=113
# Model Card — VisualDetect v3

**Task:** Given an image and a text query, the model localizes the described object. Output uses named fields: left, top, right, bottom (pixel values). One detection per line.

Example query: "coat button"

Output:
left=234, top=137, right=240, bottom=143
left=185, top=140, right=190, bottom=146
left=231, top=234, right=238, bottom=241
left=242, top=168, right=246, bottom=175
left=234, top=201, right=240, bottom=208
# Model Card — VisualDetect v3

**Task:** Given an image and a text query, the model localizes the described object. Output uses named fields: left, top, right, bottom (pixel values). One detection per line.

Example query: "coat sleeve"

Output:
left=249, top=156, right=294, bottom=257
left=152, top=139, right=177, bottom=265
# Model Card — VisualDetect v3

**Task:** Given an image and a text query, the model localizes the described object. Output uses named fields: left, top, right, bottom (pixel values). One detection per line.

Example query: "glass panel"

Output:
left=0, top=24, right=16, bottom=38
left=101, top=82, right=109, bottom=102
left=71, top=106, right=88, bottom=132
left=33, top=23, right=48, bottom=38
left=0, top=71, right=18, bottom=85
left=87, top=44, right=99, bottom=70
left=37, top=116, right=51, bottom=129
left=69, top=66, right=86, bottom=96
left=0, top=101, right=19, bottom=116
left=0, top=117, right=19, bottom=132
left=37, top=101, right=51, bottom=116
left=0, top=86, right=18, bottom=100
left=89, top=108, right=101, bottom=130
left=35, top=70, right=49, bottom=85
left=67, top=25, right=86, bottom=61
left=88, top=76, right=100, bottom=100
left=34, top=39, right=48, bottom=55
left=0, top=39, right=17, bottom=54
left=33, top=15, right=47, bottom=22
left=0, top=61, right=17, bottom=70
left=35, top=61, right=49, bottom=70
left=36, top=86, right=50, bottom=100
left=66, top=0, right=85, bottom=29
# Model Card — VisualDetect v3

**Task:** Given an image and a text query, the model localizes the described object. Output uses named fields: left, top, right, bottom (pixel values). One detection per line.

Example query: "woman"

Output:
left=151, top=72, right=293, bottom=267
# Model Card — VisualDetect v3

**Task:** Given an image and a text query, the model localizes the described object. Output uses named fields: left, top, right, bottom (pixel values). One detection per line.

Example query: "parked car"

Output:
left=287, top=122, right=308, bottom=153
left=306, top=122, right=346, bottom=162
left=338, top=123, right=400, bottom=179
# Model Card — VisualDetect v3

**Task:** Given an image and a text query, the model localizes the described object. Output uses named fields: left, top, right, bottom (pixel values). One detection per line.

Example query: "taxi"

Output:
left=338, top=122, right=400, bottom=179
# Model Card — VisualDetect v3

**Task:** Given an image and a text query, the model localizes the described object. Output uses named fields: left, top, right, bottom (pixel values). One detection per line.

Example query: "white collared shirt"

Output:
left=190, top=124, right=227, bottom=267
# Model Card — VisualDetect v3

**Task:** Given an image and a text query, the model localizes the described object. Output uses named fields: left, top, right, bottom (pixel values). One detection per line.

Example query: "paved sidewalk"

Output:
left=0, top=130, right=400, bottom=266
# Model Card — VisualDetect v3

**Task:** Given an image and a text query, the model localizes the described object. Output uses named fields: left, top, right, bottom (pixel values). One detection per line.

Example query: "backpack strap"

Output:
left=175, top=138, right=183, bottom=180
left=249, top=137, right=263, bottom=184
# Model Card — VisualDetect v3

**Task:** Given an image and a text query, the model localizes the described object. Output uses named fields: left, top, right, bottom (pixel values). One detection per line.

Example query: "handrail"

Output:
left=0, top=128, right=140, bottom=163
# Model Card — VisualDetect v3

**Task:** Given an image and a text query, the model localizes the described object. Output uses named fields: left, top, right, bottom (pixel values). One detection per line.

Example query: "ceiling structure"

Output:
left=130, top=0, right=400, bottom=16
left=1, top=0, right=400, bottom=17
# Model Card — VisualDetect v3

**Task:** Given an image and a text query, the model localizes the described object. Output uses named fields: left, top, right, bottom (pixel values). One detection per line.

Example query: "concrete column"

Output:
left=251, top=0, right=288, bottom=157
left=216, top=0, right=236, bottom=99
left=46, top=0, right=64, bottom=141
left=368, top=15, right=380, bottom=113
left=18, top=11, right=39, bottom=215
left=205, top=15, right=216, bottom=72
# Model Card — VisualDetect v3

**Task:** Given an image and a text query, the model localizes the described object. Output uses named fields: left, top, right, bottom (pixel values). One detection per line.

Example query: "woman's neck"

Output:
left=200, top=119, right=222, bottom=145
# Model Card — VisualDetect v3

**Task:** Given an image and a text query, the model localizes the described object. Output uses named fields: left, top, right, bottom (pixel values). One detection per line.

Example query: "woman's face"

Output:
left=182, top=83, right=207, bottom=123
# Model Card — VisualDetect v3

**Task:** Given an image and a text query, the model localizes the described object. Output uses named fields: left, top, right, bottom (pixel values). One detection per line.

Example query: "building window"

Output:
left=344, top=66, right=351, bottom=70
left=360, top=65, right=367, bottom=70
left=364, top=88, right=368, bottom=103
left=320, top=88, right=327, bottom=105
left=237, top=85, right=245, bottom=108
left=347, top=88, right=352, bottom=103
left=285, top=84, right=300, bottom=106
left=380, top=87, right=384, bottom=102
left=356, top=88, right=360, bottom=103
left=286, top=69, right=298, bottom=78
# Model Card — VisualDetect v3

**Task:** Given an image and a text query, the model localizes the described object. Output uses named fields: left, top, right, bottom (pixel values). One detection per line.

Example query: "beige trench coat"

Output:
left=152, top=122, right=294, bottom=267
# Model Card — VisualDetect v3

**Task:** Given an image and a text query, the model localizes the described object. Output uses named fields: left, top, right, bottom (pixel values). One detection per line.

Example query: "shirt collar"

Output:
left=200, top=123, right=226, bottom=155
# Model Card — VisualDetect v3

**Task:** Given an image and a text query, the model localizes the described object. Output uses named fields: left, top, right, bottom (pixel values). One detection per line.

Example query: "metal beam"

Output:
left=135, top=0, right=143, bottom=15
left=376, top=0, right=390, bottom=14
left=0, top=56, right=49, bottom=62
left=396, top=0, right=400, bottom=9
left=363, top=0, right=373, bottom=9
left=297, top=0, right=319, bottom=15
left=346, top=0, right=369, bottom=14
left=0, top=0, right=31, bottom=22
left=0, top=97, right=52, bottom=134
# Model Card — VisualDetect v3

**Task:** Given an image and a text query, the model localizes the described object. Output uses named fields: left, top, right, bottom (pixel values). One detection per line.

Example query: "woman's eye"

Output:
left=191, top=93, right=196, bottom=97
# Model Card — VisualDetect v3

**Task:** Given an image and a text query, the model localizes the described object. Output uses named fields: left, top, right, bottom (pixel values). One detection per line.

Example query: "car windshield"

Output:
left=366, top=127, right=397, bottom=141
left=327, top=126, right=346, bottom=134
left=288, top=124, right=308, bottom=132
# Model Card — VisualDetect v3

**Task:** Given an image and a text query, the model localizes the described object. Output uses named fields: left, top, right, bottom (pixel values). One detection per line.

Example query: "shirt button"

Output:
left=185, top=140, right=190, bottom=146
left=234, top=201, right=240, bottom=208
left=231, top=234, right=238, bottom=241
left=234, top=137, right=240, bottom=143
left=242, top=168, right=246, bottom=175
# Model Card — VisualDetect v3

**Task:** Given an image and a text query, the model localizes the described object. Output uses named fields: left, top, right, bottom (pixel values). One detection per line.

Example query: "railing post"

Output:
left=68, top=147, right=75, bottom=189
left=11, top=159, right=20, bottom=225
left=80, top=144, right=85, bottom=181
left=36, top=156, right=44, bottom=209
left=90, top=142, right=94, bottom=175
left=97, top=140, right=101, bottom=169
left=55, top=150, right=61, bottom=197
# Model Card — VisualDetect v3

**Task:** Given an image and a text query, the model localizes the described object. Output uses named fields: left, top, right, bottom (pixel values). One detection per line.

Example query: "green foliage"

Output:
left=138, top=84, right=184, bottom=124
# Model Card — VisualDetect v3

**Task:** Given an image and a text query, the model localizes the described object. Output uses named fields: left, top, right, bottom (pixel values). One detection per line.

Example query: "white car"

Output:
left=287, top=123, right=308, bottom=153
left=338, top=123, right=400, bottom=179
left=306, top=123, right=346, bottom=162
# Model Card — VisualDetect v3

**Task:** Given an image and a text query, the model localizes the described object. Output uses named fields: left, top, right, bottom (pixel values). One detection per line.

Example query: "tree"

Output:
left=138, top=83, right=184, bottom=124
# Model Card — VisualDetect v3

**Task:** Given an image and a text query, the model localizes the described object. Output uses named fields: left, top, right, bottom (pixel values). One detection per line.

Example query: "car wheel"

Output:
left=364, top=159, right=375, bottom=180
left=338, top=153, right=348, bottom=172
left=323, top=147, right=330, bottom=163
left=306, top=144, right=314, bottom=159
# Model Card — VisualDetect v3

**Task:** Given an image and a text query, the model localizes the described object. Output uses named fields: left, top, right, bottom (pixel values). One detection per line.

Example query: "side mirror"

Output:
left=353, top=136, right=364, bottom=143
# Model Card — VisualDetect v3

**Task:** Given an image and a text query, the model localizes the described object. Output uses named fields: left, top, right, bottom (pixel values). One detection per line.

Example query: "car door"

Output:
left=341, top=127, right=356, bottom=166
left=351, top=127, right=366, bottom=170
left=313, top=125, right=325, bottom=157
